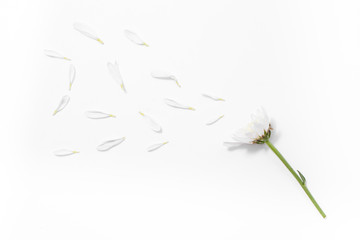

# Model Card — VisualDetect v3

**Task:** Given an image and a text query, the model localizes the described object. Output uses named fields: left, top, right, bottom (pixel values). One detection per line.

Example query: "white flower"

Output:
left=224, top=107, right=272, bottom=146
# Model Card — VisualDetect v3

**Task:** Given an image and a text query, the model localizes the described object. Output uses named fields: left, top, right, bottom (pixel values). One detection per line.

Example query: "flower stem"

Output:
left=265, top=141, right=326, bottom=218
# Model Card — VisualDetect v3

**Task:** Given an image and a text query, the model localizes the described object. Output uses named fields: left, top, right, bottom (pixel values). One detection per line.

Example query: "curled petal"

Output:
left=202, top=94, right=225, bottom=101
left=44, top=50, right=70, bottom=61
left=124, top=30, right=148, bottom=46
left=73, top=22, right=104, bottom=44
left=85, top=111, right=116, bottom=119
left=53, top=95, right=70, bottom=116
left=206, top=115, right=224, bottom=125
left=54, top=149, right=79, bottom=157
left=97, top=137, right=125, bottom=152
left=151, top=71, right=180, bottom=87
left=107, top=61, right=126, bottom=92
left=69, top=64, right=76, bottom=91
left=164, top=98, right=195, bottom=110
left=147, top=141, right=169, bottom=152
left=139, top=112, right=162, bottom=133
left=151, top=71, right=174, bottom=79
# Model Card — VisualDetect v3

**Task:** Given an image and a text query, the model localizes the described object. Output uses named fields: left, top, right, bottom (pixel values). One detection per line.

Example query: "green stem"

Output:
left=265, top=141, right=326, bottom=218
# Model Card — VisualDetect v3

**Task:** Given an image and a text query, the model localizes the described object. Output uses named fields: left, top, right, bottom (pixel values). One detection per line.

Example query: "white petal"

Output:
left=139, top=112, right=162, bottom=133
left=202, top=94, right=225, bottom=101
left=69, top=64, right=76, bottom=91
left=53, top=95, right=70, bottom=116
left=164, top=99, right=195, bottom=110
left=232, top=126, right=256, bottom=141
left=124, top=30, right=148, bottom=46
left=151, top=71, right=180, bottom=87
left=73, top=22, right=104, bottom=44
left=232, top=129, right=247, bottom=139
left=44, top=50, right=70, bottom=61
left=147, top=141, right=169, bottom=152
left=232, top=135, right=253, bottom=143
left=97, top=137, right=125, bottom=152
left=252, top=122, right=266, bottom=136
left=250, top=107, right=270, bottom=134
left=85, top=111, right=116, bottom=119
left=237, top=123, right=258, bottom=139
left=223, top=142, right=246, bottom=147
left=206, top=115, right=224, bottom=125
left=107, top=61, right=126, bottom=92
left=252, top=107, right=269, bottom=125
left=54, top=149, right=79, bottom=156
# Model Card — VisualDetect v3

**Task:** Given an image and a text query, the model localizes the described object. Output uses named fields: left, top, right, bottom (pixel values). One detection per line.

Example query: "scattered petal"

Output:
left=73, top=22, right=104, bottom=44
left=151, top=71, right=181, bottom=87
left=124, top=30, right=148, bottom=46
left=107, top=61, right=126, bottom=92
left=85, top=111, right=116, bottom=119
left=53, top=95, right=70, bottom=116
left=139, top=112, right=162, bottom=133
left=44, top=50, right=71, bottom=61
left=206, top=115, right=224, bottom=125
left=164, top=98, right=195, bottom=110
left=97, top=137, right=126, bottom=152
left=54, top=149, right=79, bottom=157
left=202, top=94, right=225, bottom=101
left=69, top=64, right=76, bottom=91
left=147, top=141, right=169, bottom=152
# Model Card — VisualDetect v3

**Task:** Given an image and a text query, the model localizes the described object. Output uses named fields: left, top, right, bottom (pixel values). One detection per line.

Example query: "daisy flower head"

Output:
left=225, top=107, right=272, bottom=146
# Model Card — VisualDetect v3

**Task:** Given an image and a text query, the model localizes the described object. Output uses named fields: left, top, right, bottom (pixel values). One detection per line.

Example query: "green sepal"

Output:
left=297, top=170, right=306, bottom=185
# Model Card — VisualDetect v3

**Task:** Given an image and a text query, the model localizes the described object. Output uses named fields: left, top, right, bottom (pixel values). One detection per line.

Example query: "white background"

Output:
left=1, top=0, right=359, bottom=239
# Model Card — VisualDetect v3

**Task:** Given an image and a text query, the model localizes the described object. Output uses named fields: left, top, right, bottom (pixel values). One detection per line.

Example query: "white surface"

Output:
left=1, top=0, right=359, bottom=239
